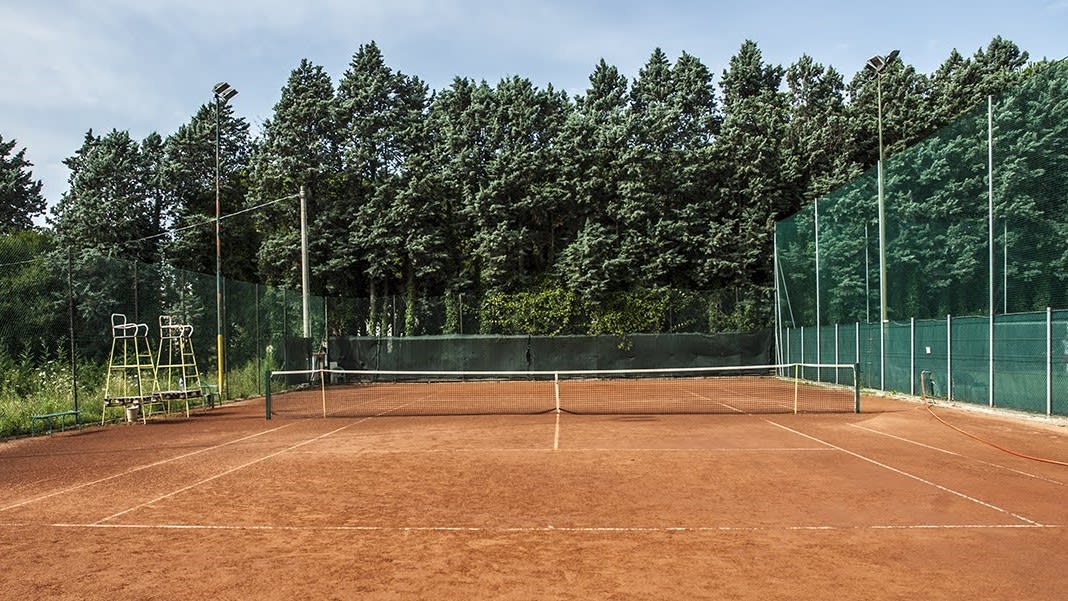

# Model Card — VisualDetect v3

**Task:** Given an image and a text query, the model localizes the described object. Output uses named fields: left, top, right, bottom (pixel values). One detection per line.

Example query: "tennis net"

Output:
left=264, top=363, right=860, bottom=419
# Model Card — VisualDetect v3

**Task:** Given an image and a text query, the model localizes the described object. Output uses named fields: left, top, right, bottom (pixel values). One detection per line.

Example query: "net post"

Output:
left=853, top=363, right=861, bottom=413
left=554, top=372, right=561, bottom=413
left=321, top=368, right=327, bottom=418
left=264, top=369, right=272, bottom=420
left=793, top=363, right=799, bottom=415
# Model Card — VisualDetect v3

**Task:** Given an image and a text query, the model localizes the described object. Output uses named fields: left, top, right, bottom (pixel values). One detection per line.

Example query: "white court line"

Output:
left=94, top=397, right=431, bottom=525
left=554, top=410, right=560, bottom=451
left=766, top=420, right=1044, bottom=526
left=683, top=388, right=743, bottom=412
left=94, top=422, right=360, bottom=524
left=40, top=522, right=1064, bottom=533
left=0, top=422, right=298, bottom=513
left=345, top=447, right=835, bottom=454
left=849, top=423, right=1067, bottom=487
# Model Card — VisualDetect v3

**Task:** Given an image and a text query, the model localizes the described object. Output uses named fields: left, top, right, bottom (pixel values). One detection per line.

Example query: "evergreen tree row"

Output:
left=1, top=38, right=1038, bottom=336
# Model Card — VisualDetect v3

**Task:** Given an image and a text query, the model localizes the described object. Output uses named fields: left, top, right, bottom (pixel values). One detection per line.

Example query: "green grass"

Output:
left=0, top=352, right=266, bottom=438
left=0, top=351, right=104, bottom=438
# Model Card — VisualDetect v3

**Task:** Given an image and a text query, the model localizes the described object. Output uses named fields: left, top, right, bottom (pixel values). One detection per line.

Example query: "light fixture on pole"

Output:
left=865, top=50, right=898, bottom=392
left=213, top=81, right=237, bottom=401
left=864, top=50, right=898, bottom=325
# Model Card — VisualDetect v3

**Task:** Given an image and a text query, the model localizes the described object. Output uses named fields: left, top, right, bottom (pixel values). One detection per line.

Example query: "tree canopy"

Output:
left=4, top=36, right=1055, bottom=337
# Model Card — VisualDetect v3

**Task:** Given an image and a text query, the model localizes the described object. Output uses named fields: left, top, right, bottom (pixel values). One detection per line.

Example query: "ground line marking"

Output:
left=766, top=419, right=1044, bottom=526
left=850, top=423, right=1067, bottom=487
left=0, top=422, right=299, bottom=512
left=33, top=522, right=1064, bottom=533
left=94, top=397, right=431, bottom=525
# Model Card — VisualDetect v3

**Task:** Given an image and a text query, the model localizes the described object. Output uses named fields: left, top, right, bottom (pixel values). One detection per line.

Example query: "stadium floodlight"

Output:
left=213, top=82, right=238, bottom=401
left=865, top=49, right=898, bottom=391
left=864, top=50, right=898, bottom=325
left=214, top=82, right=238, bottom=102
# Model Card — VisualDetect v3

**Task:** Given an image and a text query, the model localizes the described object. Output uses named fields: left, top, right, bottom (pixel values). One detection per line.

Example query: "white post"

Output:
left=910, top=317, right=916, bottom=396
left=880, top=319, right=885, bottom=391
left=988, top=95, right=995, bottom=408
left=1048, top=307, right=1053, bottom=416
left=785, top=327, right=791, bottom=375
left=300, top=184, right=311, bottom=339
left=774, top=235, right=782, bottom=366
left=856, top=322, right=861, bottom=388
left=554, top=372, right=561, bottom=413
left=815, top=200, right=821, bottom=383
left=947, top=314, right=953, bottom=402
left=835, top=323, right=840, bottom=385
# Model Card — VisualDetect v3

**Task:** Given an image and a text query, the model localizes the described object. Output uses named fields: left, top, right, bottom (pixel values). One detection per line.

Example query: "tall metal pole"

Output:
left=877, top=73, right=888, bottom=326
left=866, top=51, right=898, bottom=390
left=877, top=73, right=887, bottom=390
left=212, top=82, right=236, bottom=401
left=988, top=95, right=995, bottom=407
left=68, top=247, right=78, bottom=417
left=215, top=94, right=224, bottom=400
left=300, top=184, right=311, bottom=338
left=815, top=199, right=821, bottom=381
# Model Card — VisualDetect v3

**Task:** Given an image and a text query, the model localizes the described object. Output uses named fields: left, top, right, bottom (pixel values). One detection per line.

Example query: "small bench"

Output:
left=30, top=410, right=80, bottom=435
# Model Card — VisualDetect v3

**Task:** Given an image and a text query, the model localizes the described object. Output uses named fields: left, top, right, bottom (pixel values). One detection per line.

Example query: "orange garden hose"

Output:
left=922, top=389, right=1068, bottom=467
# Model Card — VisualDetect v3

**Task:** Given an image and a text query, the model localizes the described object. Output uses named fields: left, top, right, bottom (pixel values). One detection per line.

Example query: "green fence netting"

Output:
left=777, top=61, right=1068, bottom=415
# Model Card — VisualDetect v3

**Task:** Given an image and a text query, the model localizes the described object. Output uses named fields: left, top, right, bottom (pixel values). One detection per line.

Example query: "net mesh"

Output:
left=265, top=364, right=860, bottom=418
left=777, top=61, right=1068, bottom=413
left=779, top=62, right=1068, bottom=326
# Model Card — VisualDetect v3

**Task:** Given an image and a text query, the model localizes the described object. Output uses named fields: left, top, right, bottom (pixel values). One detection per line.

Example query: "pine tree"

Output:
left=249, top=59, right=338, bottom=289
left=0, top=134, right=47, bottom=232
left=713, top=41, right=789, bottom=290
left=556, top=59, right=631, bottom=298
left=163, top=102, right=254, bottom=280
left=783, top=55, right=854, bottom=203
left=50, top=129, right=165, bottom=261
left=426, top=77, right=494, bottom=302
left=467, top=76, right=570, bottom=292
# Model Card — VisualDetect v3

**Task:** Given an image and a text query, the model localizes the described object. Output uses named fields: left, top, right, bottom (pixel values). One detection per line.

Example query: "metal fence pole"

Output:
left=910, top=317, right=916, bottom=396
left=947, top=314, right=953, bottom=402
left=1048, top=307, right=1053, bottom=416
left=67, top=247, right=78, bottom=417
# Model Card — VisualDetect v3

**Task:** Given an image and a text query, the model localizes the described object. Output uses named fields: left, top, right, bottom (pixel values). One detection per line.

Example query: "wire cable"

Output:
left=127, top=192, right=300, bottom=246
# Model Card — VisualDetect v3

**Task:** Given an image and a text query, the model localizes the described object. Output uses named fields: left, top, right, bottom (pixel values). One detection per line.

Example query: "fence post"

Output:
left=947, top=314, right=953, bottom=402
left=1048, top=307, right=1053, bottom=416
left=785, top=327, right=791, bottom=369
left=910, top=317, right=916, bottom=396
left=67, top=247, right=79, bottom=418
left=835, top=323, right=840, bottom=385
left=989, top=311, right=995, bottom=408
left=264, top=369, right=272, bottom=420
left=855, top=322, right=861, bottom=388
left=880, top=319, right=885, bottom=391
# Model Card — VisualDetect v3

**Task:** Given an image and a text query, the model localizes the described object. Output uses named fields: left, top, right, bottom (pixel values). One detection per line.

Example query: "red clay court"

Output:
left=2, top=388, right=1067, bottom=600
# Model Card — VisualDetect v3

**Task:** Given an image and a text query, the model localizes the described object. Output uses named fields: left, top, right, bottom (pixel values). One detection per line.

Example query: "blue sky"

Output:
left=2, top=0, right=1065, bottom=210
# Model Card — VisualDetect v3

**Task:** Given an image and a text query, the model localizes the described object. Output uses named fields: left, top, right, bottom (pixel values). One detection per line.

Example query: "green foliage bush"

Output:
left=477, top=286, right=771, bottom=337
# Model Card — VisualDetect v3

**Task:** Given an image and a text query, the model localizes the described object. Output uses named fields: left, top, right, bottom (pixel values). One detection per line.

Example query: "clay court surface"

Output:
left=2, top=393, right=1068, bottom=600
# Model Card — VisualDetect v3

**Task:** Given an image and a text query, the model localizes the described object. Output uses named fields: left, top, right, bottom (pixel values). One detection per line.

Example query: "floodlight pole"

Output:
left=301, top=183, right=311, bottom=338
left=876, top=72, right=887, bottom=326
left=213, top=82, right=237, bottom=402
left=867, top=50, right=898, bottom=391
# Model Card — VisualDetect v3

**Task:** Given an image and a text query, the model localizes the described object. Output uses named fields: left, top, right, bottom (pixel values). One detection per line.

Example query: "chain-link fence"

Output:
left=1, top=230, right=774, bottom=436
left=776, top=60, right=1068, bottom=415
